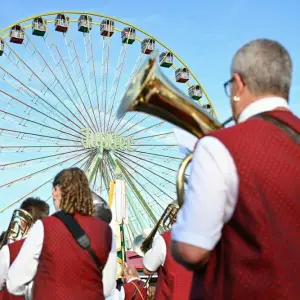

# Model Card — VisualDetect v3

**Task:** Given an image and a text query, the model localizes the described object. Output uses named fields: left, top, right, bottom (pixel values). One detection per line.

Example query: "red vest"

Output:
left=154, top=231, right=204, bottom=300
left=33, top=213, right=112, bottom=300
left=204, top=111, right=300, bottom=299
left=2, top=240, right=25, bottom=300
left=123, top=279, right=147, bottom=300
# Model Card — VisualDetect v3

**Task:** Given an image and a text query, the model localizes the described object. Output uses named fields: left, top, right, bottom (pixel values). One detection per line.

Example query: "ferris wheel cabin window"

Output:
left=55, top=14, right=70, bottom=33
left=32, top=17, right=47, bottom=37
left=188, top=85, right=203, bottom=100
left=121, top=27, right=136, bottom=44
left=141, top=38, right=155, bottom=54
left=159, top=52, right=173, bottom=68
left=203, top=103, right=212, bottom=115
left=100, top=19, right=114, bottom=37
left=78, top=15, right=92, bottom=33
left=10, top=25, right=25, bottom=44
left=175, top=67, right=189, bottom=83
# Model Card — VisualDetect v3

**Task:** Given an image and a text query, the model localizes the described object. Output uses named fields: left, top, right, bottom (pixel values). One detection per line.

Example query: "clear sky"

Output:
left=1, top=0, right=299, bottom=120
left=0, top=0, right=299, bottom=230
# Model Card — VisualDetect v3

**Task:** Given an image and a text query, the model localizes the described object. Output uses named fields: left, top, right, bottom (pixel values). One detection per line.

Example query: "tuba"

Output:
left=133, top=203, right=179, bottom=257
left=0, top=209, right=33, bottom=249
left=117, top=52, right=232, bottom=207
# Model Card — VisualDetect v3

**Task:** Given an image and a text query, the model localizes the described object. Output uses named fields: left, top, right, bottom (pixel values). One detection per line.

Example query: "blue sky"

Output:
left=0, top=0, right=299, bottom=230
left=1, top=0, right=299, bottom=120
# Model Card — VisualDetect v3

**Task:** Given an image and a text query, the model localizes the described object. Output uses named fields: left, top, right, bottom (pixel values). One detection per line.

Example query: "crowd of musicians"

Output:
left=0, top=37, right=299, bottom=300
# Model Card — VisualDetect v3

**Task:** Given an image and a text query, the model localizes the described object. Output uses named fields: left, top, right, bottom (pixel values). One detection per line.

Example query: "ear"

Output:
left=232, top=73, right=245, bottom=95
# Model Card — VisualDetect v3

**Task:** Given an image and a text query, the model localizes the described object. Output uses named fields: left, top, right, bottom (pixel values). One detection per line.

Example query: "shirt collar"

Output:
left=238, top=97, right=289, bottom=123
left=127, top=277, right=140, bottom=283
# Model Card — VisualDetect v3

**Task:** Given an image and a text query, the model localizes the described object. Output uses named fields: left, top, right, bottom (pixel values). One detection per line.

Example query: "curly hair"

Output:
left=53, top=167, right=94, bottom=216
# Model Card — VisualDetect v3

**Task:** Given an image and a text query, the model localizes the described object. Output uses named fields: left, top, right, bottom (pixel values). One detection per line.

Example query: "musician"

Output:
left=118, top=266, right=147, bottom=300
left=6, top=168, right=117, bottom=300
left=142, top=203, right=201, bottom=300
left=0, top=197, right=50, bottom=300
left=171, top=39, right=300, bottom=299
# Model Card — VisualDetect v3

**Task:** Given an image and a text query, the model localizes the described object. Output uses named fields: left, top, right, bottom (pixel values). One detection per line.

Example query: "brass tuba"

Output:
left=117, top=52, right=232, bottom=207
left=0, top=209, right=33, bottom=249
left=133, top=203, right=179, bottom=257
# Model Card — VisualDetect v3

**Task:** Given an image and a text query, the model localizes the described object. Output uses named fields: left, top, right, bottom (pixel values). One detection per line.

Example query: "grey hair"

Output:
left=231, top=39, right=292, bottom=100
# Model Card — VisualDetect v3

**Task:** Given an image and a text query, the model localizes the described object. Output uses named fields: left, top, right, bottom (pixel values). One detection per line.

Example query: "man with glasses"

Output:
left=171, top=39, right=300, bottom=299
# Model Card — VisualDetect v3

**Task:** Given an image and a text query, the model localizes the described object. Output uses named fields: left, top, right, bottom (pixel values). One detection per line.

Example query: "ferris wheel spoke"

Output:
left=0, top=127, right=80, bottom=145
left=0, top=108, right=81, bottom=140
left=116, top=154, right=174, bottom=203
left=0, top=89, right=83, bottom=137
left=23, top=33, right=94, bottom=132
left=0, top=151, right=93, bottom=214
left=0, top=41, right=87, bottom=130
left=115, top=150, right=177, bottom=173
left=123, top=121, right=165, bottom=138
left=0, top=66, right=83, bottom=131
left=115, top=151, right=175, bottom=186
left=83, top=31, right=102, bottom=131
left=0, top=148, right=88, bottom=170
left=0, top=149, right=93, bottom=188
left=0, top=144, right=81, bottom=153
left=63, top=30, right=99, bottom=131
left=105, top=43, right=129, bottom=133
left=116, top=160, right=159, bottom=225
left=116, top=115, right=150, bottom=136
left=42, top=31, right=97, bottom=132
left=133, top=132, right=173, bottom=141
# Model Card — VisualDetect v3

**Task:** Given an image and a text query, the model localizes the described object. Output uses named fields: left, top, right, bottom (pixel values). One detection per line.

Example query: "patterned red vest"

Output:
left=33, top=213, right=112, bottom=300
left=123, top=279, right=147, bottom=300
left=154, top=231, right=204, bottom=300
left=204, top=110, right=300, bottom=299
left=3, top=239, right=25, bottom=300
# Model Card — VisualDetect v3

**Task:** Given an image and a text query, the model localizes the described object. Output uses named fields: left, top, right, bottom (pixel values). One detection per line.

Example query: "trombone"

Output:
left=117, top=52, right=232, bottom=207
left=133, top=203, right=179, bottom=286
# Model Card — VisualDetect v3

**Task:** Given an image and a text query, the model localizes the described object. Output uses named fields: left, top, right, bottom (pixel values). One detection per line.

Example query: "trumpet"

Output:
left=133, top=203, right=179, bottom=257
left=117, top=52, right=232, bottom=207
left=0, top=209, right=33, bottom=249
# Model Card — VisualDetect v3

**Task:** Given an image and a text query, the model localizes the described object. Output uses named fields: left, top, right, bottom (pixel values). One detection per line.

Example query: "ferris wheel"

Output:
left=0, top=11, right=217, bottom=249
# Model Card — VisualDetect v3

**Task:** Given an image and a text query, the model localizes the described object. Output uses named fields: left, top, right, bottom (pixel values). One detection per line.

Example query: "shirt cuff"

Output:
left=171, top=228, right=216, bottom=251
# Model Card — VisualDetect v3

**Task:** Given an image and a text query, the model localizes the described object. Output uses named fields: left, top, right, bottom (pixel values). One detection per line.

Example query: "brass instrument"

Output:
left=0, top=209, right=33, bottom=249
left=133, top=203, right=179, bottom=257
left=117, top=52, right=232, bottom=207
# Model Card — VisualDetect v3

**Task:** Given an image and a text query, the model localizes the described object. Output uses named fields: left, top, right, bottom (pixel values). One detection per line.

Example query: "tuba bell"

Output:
left=133, top=202, right=179, bottom=257
left=0, top=209, right=33, bottom=249
left=117, top=52, right=232, bottom=207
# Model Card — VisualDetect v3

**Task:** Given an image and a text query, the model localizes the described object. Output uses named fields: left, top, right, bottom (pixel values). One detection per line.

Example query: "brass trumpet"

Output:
left=0, top=209, right=33, bottom=249
left=117, top=52, right=232, bottom=207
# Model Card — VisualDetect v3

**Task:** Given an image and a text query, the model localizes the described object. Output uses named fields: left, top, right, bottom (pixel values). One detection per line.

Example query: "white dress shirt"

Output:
left=6, top=220, right=117, bottom=299
left=143, top=234, right=166, bottom=272
left=172, top=97, right=289, bottom=250
left=0, top=245, right=10, bottom=290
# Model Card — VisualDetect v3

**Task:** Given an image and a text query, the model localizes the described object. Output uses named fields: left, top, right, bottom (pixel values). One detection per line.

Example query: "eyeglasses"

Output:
left=223, top=77, right=234, bottom=97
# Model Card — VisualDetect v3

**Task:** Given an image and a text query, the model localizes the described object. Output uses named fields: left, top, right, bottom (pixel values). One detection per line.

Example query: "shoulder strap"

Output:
left=254, top=113, right=300, bottom=145
left=131, top=280, right=145, bottom=300
left=53, top=211, right=103, bottom=271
